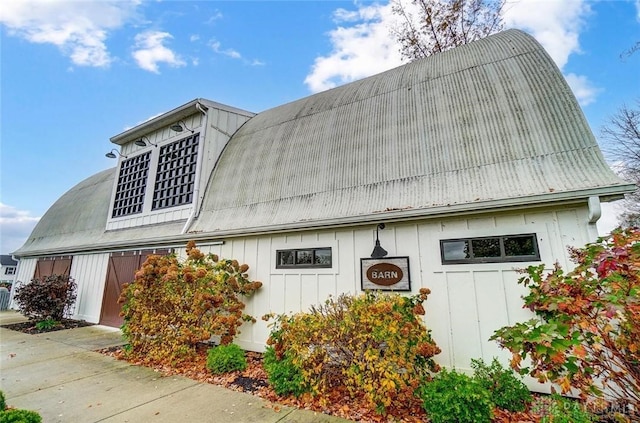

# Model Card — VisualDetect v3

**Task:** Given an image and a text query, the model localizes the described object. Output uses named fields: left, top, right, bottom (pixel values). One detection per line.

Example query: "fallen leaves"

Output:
left=100, top=346, right=550, bottom=422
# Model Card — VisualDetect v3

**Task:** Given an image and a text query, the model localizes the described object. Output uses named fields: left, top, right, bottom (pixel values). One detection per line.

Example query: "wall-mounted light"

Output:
left=105, top=149, right=127, bottom=159
left=370, top=223, right=388, bottom=259
left=170, top=120, right=194, bottom=134
left=134, top=136, right=157, bottom=147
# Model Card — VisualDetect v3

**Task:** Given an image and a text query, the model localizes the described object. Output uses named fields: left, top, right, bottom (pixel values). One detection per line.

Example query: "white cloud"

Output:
left=205, top=10, right=224, bottom=25
left=210, top=40, right=242, bottom=59
left=132, top=31, right=186, bottom=73
left=304, top=3, right=403, bottom=93
left=636, top=0, right=640, bottom=21
left=0, top=203, right=40, bottom=255
left=564, top=73, right=600, bottom=106
left=502, top=0, right=598, bottom=104
left=0, top=0, right=138, bottom=67
left=503, top=0, right=590, bottom=69
left=305, top=0, right=598, bottom=104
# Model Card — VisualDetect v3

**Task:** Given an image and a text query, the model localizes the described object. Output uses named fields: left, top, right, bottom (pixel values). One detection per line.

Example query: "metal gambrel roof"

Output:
left=14, top=168, right=188, bottom=256
left=14, top=29, right=634, bottom=257
left=189, top=29, right=633, bottom=233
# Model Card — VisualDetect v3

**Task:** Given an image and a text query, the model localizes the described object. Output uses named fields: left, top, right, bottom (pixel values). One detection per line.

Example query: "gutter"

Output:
left=13, top=184, right=634, bottom=258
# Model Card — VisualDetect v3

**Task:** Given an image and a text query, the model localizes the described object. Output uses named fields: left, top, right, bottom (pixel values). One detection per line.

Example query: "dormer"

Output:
left=105, top=99, right=255, bottom=231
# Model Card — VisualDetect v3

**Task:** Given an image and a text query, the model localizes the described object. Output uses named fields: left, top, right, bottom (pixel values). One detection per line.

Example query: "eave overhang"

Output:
left=13, top=184, right=633, bottom=258
left=110, top=98, right=255, bottom=146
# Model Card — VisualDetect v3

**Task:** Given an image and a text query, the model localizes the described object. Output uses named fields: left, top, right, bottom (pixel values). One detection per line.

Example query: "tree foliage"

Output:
left=390, top=0, right=504, bottom=61
left=601, top=99, right=640, bottom=227
left=491, top=227, right=640, bottom=410
left=119, top=241, right=262, bottom=365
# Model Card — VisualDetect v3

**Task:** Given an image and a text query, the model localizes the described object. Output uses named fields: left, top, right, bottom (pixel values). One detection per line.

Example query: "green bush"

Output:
left=417, top=368, right=493, bottom=423
left=534, top=394, right=595, bottom=423
left=0, top=409, right=43, bottom=423
left=13, top=274, right=77, bottom=321
left=264, top=290, right=440, bottom=413
left=35, top=319, right=59, bottom=331
left=471, top=357, right=532, bottom=412
left=263, top=347, right=307, bottom=397
left=0, top=390, right=5, bottom=411
left=206, top=344, right=247, bottom=374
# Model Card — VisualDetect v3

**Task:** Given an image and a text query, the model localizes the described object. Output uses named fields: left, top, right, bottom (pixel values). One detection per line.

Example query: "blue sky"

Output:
left=1, top=0, right=639, bottom=254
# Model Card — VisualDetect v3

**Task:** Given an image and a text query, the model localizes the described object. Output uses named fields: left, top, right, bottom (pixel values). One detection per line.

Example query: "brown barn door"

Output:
left=99, top=250, right=170, bottom=328
left=34, top=256, right=72, bottom=279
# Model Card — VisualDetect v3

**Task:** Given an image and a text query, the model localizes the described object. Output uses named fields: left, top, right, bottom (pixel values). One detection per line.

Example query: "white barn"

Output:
left=11, top=29, right=634, bottom=372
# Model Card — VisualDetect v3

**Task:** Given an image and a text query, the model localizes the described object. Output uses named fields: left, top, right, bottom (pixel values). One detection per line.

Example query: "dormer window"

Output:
left=109, top=132, right=200, bottom=220
left=152, top=133, right=199, bottom=210
left=112, top=152, right=151, bottom=217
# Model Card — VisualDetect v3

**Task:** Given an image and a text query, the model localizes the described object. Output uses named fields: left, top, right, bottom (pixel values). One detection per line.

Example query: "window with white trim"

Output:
left=440, top=233, right=540, bottom=264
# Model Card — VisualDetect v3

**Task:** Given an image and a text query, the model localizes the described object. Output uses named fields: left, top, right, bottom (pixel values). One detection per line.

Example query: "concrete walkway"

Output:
left=0, top=311, right=349, bottom=423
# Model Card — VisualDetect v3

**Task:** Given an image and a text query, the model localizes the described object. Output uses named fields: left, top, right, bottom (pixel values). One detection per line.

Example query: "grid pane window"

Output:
left=276, top=248, right=332, bottom=269
left=112, top=152, right=151, bottom=218
left=441, top=234, right=540, bottom=264
left=152, top=134, right=199, bottom=210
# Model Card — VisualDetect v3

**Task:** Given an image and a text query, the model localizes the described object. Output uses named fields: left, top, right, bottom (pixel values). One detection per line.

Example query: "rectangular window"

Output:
left=152, top=134, right=199, bottom=210
left=112, top=152, right=151, bottom=218
left=5, top=267, right=15, bottom=275
left=276, top=248, right=332, bottom=269
left=440, top=233, right=539, bottom=264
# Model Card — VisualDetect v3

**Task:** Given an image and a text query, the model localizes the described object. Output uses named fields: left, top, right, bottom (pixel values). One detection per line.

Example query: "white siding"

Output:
left=54, top=204, right=595, bottom=375
left=227, top=204, right=596, bottom=365
left=71, top=253, right=109, bottom=323
left=9, top=258, right=37, bottom=308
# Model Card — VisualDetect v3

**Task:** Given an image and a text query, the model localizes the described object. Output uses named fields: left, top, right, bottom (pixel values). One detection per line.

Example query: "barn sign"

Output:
left=360, top=257, right=411, bottom=291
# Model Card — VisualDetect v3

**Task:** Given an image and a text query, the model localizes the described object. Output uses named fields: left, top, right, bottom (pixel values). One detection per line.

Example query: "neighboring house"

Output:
left=10, top=30, right=634, bottom=376
left=0, top=255, right=18, bottom=288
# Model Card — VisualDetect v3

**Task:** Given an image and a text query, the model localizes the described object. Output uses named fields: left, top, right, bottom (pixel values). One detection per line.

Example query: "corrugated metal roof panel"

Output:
left=190, top=29, right=632, bottom=234
left=15, top=29, right=633, bottom=257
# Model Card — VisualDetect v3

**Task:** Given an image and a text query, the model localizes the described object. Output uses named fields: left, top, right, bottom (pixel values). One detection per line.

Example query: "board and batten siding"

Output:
left=71, top=253, right=110, bottom=323
left=188, top=204, right=596, bottom=371
left=10, top=203, right=597, bottom=375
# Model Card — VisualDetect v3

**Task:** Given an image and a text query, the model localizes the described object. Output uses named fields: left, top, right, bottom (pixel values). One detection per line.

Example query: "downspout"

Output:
left=181, top=102, right=208, bottom=234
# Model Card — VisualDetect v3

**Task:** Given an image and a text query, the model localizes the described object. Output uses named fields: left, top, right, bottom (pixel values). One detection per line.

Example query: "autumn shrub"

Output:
left=120, top=241, right=262, bottom=365
left=417, top=368, right=493, bottom=423
left=206, top=344, right=247, bottom=374
left=471, top=357, right=532, bottom=412
left=491, top=227, right=640, bottom=409
left=13, top=274, right=77, bottom=322
left=0, top=409, right=43, bottom=423
left=263, top=347, right=308, bottom=397
left=264, top=290, right=441, bottom=413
